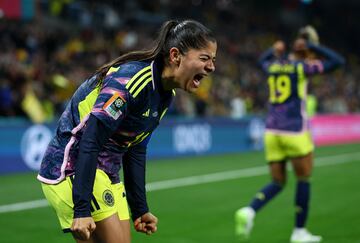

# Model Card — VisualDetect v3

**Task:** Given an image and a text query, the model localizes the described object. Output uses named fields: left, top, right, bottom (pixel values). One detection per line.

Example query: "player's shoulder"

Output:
left=118, top=61, right=152, bottom=78
left=103, top=61, right=151, bottom=81
left=102, top=61, right=152, bottom=92
left=122, top=61, right=154, bottom=100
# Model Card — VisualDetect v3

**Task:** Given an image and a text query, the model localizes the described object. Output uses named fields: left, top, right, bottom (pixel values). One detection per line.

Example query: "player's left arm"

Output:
left=134, top=211, right=158, bottom=235
left=258, top=40, right=286, bottom=72
left=122, top=130, right=153, bottom=216
left=122, top=132, right=159, bottom=235
left=258, top=48, right=275, bottom=72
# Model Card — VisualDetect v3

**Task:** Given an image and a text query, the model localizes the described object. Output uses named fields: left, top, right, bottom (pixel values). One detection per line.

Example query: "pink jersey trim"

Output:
left=151, top=61, right=155, bottom=90
left=37, top=115, right=90, bottom=185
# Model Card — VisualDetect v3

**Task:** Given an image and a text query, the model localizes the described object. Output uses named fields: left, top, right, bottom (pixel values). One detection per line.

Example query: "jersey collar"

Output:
left=151, top=58, right=171, bottom=96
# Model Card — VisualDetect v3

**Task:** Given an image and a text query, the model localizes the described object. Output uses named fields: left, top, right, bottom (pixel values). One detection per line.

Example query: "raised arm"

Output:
left=308, top=43, right=345, bottom=72
left=258, top=40, right=286, bottom=72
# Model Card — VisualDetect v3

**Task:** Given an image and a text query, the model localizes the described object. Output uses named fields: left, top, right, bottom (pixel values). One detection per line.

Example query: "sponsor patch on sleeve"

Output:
left=103, top=93, right=126, bottom=120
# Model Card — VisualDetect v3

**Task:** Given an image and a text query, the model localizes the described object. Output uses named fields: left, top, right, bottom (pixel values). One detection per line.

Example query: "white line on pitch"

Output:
left=146, top=152, right=360, bottom=191
left=0, top=151, right=359, bottom=214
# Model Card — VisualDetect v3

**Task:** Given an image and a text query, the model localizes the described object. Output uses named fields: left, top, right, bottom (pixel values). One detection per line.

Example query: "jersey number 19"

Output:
left=268, top=74, right=291, bottom=103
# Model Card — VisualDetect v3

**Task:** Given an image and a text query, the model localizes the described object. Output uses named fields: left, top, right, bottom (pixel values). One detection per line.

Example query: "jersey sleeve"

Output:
left=91, top=74, right=131, bottom=133
left=73, top=114, right=112, bottom=218
left=122, top=144, right=149, bottom=221
left=258, top=48, right=276, bottom=73
left=304, top=43, right=345, bottom=75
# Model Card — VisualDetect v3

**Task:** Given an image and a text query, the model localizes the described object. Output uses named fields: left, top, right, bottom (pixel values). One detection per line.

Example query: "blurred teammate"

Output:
left=37, top=19, right=216, bottom=243
left=235, top=33, right=344, bottom=242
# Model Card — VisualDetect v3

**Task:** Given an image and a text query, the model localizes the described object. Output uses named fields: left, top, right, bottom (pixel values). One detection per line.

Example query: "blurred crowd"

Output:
left=1, top=0, right=360, bottom=123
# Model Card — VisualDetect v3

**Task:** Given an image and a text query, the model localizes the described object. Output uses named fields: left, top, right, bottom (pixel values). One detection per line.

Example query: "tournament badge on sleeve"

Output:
left=103, top=92, right=126, bottom=120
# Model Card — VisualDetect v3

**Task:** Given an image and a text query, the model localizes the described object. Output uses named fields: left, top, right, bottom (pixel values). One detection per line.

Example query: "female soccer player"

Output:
left=37, top=19, right=216, bottom=243
left=235, top=38, right=344, bottom=243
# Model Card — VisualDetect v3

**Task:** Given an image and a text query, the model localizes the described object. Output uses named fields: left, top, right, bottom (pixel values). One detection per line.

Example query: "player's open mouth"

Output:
left=193, top=74, right=206, bottom=87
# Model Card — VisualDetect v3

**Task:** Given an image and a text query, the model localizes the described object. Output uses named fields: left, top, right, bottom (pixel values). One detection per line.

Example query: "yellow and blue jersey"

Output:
left=262, top=59, right=309, bottom=132
left=38, top=60, right=174, bottom=185
left=259, top=44, right=344, bottom=133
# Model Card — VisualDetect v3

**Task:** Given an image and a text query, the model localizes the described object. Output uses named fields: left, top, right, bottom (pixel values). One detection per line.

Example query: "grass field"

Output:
left=0, top=143, right=359, bottom=243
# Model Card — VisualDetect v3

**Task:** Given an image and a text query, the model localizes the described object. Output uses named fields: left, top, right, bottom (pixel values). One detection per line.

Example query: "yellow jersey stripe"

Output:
left=128, top=132, right=150, bottom=146
left=78, top=87, right=100, bottom=121
left=106, top=66, right=120, bottom=76
left=297, top=63, right=306, bottom=99
left=160, top=108, right=168, bottom=120
left=125, top=66, right=151, bottom=89
left=132, top=76, right=153, bottom=98
left=132, top=132, right=150, bottom=146
left=129, top=72, right=151, bottom=94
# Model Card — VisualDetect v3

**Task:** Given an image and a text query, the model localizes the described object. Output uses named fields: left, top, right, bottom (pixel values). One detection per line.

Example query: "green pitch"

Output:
left=0, top=143, right=359, bottom=243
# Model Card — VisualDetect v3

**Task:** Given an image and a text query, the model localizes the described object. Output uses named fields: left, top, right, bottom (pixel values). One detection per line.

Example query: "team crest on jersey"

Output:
left=103, top=93, right=126, bottom=120
left=102, top=189, right=115, bottom=207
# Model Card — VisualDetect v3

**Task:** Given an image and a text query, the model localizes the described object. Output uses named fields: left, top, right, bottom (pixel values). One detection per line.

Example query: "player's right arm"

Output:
left=71, top=69, right=131, bottom=240
left=70, top=114, right=113, bottom=239
left=71, top=216, right=96, bottom=240
left=305, top=43, right=345, bottom=74
left=134, top=212, right=158, bottom=235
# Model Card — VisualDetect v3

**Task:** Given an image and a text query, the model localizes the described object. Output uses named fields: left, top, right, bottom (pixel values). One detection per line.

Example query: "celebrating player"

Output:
left=235, top=35, right=344, bottom=242
left=37, top=19, right=216, bottom=243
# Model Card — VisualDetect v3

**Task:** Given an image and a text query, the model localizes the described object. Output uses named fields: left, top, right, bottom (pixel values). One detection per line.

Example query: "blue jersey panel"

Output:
left=39, top=60, right=174, bottom=184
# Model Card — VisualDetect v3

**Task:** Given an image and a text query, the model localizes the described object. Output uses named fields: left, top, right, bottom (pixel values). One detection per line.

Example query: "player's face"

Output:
left=173, top=41, right=217, bottom=93
left=292, top=38, right=309, bottom=60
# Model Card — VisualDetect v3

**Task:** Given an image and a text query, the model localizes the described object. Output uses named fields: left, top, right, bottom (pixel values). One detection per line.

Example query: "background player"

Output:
left=235, top=29, right=344, bottom=242
left=37, top=19, right=216, bottom=243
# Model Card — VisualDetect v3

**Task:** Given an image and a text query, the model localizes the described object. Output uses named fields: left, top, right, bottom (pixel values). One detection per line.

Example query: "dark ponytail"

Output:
left=94, top=19, right=215, bottom=83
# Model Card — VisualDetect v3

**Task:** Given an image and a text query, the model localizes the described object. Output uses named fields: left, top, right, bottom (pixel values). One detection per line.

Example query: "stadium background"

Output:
left=0, top=0, right=359, bottom=242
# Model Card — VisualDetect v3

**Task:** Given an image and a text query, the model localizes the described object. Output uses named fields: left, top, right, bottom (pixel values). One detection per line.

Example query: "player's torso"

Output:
left=265, top=61, right=308, bottom=132
left=39, top=61, right=172, bottom=183
left=111, top=85, right=170, bottom=148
